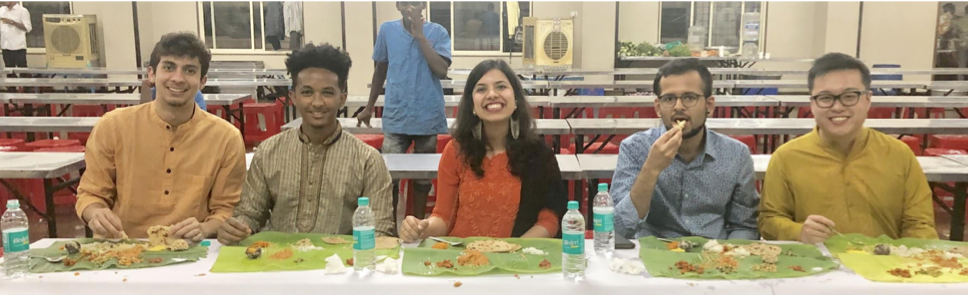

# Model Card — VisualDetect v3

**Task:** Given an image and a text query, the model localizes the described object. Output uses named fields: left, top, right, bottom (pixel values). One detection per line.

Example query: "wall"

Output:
left=344, top=2, right=375, bottom=96
left=20, top=1, right=945, bottom=91
left=823, top=2, right=860, bottom=56
left=580, top=2, right=616, bottom=83
left=860, top=1, right=937, bottom=81
left=617, top=1, right=659, bottom=44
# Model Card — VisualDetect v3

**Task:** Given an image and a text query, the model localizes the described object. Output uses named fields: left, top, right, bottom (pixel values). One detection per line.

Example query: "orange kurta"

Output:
left=432, top=141, right=559, bottom=237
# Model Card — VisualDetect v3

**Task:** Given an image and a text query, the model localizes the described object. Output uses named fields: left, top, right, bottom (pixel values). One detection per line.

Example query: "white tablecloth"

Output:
left=2, top=239, right=967, bottom=295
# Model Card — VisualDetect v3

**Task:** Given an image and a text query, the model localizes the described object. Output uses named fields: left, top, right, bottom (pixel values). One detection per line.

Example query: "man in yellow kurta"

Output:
left=758, top=53, right=938, bottom=243
left=76, top=32, right=246, bottom=241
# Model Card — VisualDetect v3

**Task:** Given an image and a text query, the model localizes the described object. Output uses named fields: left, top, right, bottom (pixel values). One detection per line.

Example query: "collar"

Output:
left=809, top=126, right=871, bottom=159
left=655, top=122, right=719, bottom=161
left=147, top=101, right=203, bottom=131
left=298, top=121, right=343, bottom=146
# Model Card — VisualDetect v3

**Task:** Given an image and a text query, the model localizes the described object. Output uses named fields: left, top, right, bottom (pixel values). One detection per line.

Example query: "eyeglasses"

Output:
left=657, top=93, right=703, bottom=109
left=810, top=91, right=867, bottom=108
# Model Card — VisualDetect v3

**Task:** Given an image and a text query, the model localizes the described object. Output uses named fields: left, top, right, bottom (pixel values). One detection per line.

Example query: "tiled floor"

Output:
left=14, top=205, right=968, bottom=243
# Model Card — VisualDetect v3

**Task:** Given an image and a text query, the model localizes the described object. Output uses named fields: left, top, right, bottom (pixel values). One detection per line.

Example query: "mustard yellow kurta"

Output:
left=75, top=102, right=247, bottom=238
left=758, top=127, right=938, bottom=241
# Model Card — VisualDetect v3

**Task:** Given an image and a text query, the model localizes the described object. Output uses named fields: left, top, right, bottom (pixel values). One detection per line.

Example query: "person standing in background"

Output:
left=359, top=1, right=451, bottom=222
left=284, top=1, right=303, bottom=50
left=0, top=1, right=31, bottom=71
left=265, top=1, right=285, bottom=51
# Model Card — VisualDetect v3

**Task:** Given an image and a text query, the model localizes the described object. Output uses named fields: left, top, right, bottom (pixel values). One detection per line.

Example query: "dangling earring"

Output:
left=510, top=116, right=520, bottom=140
left=473, top=120, right=483, bottom=140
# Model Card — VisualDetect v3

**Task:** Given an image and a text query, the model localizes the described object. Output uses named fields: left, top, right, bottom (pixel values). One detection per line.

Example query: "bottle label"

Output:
left=562, top=232, right=584, bottom=255
left=353, top=228, right=375, bottom=251
left=2, top=229, right=29, bottom=253
left=593, top=212, right=614, bottom=232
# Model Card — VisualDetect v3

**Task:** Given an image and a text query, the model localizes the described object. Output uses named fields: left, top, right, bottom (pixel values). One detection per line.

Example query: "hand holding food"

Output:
left=800, top=215, right=836, bottom=244
left=217, top=217, right=252, bottom=246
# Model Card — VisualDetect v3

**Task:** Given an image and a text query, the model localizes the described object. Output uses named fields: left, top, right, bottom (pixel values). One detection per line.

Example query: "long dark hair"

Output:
left=453, top=59, right=541, bottom=178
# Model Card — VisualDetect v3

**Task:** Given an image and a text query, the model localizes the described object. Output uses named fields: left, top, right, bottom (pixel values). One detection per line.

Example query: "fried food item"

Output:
left=424, top=260, right=432, bottom=266
left=295, top=238, right=314, bottom=248
left=321, top=237, right=352, bottom=244
left=674, top=260, right=704, bottom=274
left=269, top=248, right=294, bottom=260
left=466, top=240, right=521, bottom=253
left=375, top=237, right=401, bottom=249
left=539, top=259, right=552, bottom=269
left=345, top=258, right=354, bottom=266
left=167, top=239, right=190, bottom=251
left=666, top=241, right=680, bottom=250
left=457, top=250, right=490, bottom=267
left=788, top=265, right=805, bottom=272
left=888, top=268, right=912, bottom=278
left=250, top=241, right=272, bottom=248
left=432, top=242, right=449, bottom=250
left=245, top=246, right=263, bottom=259
left=63, top=258, right=77, bottom=267
left=752, top=263, right=777, bottom=272
left=436, top=260, right=454, bottom=268
left=148, top=258, right=163, bottom=264
left=147, top=225, right=171, bottom=247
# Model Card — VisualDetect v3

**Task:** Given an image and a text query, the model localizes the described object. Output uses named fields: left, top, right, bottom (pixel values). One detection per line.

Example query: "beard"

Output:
left=682, top=123, right=705, bottom=139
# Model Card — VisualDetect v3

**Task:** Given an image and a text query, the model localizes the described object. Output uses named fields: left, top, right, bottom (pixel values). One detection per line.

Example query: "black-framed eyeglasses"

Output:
left=657, top=93, right=703, bottom=109
left=810, top=91, right=867, bottom=108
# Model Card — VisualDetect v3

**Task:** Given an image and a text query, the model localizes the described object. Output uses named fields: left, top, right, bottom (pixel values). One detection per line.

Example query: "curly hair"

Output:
left=453, top=59, right=543, bottom=178
left=149, top=32, right=212, bottom=77
left=285, top=43, right=352, bottom=91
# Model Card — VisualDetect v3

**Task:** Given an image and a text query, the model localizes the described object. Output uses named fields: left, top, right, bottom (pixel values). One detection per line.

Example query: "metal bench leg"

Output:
left=952, top=183, right=967, bottom=241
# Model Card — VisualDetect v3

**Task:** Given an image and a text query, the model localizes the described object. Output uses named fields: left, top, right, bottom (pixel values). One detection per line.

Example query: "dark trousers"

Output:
left=2, top=49, right=27, bottom=69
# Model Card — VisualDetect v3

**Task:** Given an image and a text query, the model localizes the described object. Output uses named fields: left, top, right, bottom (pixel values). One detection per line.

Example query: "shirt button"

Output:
left=166, top=169, right=172, bottom=174
left=166, top=125, right=171, bottom=130
left=164, top=190, right=169, bottom=195
left=170, top=147, right=175, bottom=152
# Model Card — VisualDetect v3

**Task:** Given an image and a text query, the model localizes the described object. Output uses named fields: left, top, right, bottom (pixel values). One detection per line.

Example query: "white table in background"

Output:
left=282, top=118, right=572, bottom=135
left=0, top=152, right=86, bottom=238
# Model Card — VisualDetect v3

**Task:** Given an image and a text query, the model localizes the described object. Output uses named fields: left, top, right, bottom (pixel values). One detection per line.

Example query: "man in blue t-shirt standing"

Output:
left=359, top=1, right=451, bottom=220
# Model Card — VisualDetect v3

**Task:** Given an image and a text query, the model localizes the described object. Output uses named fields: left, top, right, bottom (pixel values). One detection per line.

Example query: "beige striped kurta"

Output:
left=234, top=123, right=395, bottom=236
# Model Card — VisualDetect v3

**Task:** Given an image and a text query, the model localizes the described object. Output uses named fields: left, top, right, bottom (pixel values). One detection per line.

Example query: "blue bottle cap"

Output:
left=358, top=197, right=369, bottom=206
left=567, top=201, right=578, bottom=210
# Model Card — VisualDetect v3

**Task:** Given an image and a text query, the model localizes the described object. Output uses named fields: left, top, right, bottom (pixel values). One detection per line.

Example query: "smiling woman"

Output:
left=398, top=59, right=568, bottom=242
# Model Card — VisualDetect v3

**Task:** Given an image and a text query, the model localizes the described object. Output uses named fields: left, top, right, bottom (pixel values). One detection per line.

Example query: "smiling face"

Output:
left=810, top=69, right=872, bottom=143
left=472, top=69, right=517, bottom=123
left=291, top=67, right=346, bottom=130
left=654, top=71, right=714, bottom=139
left=148, top=55, right=206, bottom=108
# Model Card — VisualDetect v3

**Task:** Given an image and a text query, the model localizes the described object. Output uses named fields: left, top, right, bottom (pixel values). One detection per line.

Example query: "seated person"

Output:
left=399, top=59, right=568, bottom=241
left=758, top=53, right=938, bottom=243
left=217, top=43, right=395, bottom=245
left=610, top=58, right=759, bottom=240
left=76, top=32, right=247, bottom=242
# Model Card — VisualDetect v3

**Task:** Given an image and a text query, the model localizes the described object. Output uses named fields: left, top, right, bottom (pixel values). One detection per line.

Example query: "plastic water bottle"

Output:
left=593, top=183, right=614, bottom=256
left=741, top=11, right=761, bottom=59
left=352, top=197, right=376, bottom=273
left=2, top=200, right=30, bottom=279
left=562, top=201, right=585, bottom=281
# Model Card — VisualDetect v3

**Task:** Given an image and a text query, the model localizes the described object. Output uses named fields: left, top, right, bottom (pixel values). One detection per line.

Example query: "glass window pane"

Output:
left=453, top=1, right=500, bottom=51
left=429, top=1, right=451, bottom=36
left=213, top=1, right=252, bottom=49
left=710, top=1, right=742, bottom=47
left=660, top=2, right=691, bottom=44
left=20, top=1, right=72, bottom=48
left=745, top=1, right=761, bottom=13
left=693, top=1, right=711, bottom=46
left=262, top=1, right=287, bottom=51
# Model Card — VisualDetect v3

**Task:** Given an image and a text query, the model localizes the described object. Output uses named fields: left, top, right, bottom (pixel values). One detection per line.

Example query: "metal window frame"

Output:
left=430, top=1, right=530, bottom=56
left=658, top=1, right=765, bottom=51
left=197, top=1, right=287, bottom=54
